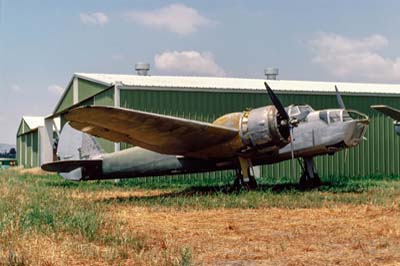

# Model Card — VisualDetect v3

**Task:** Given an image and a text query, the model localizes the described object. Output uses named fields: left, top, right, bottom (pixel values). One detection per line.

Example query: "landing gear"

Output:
left=233, top=157, right=257, bottom=190
left=299, top=157, right=321, bottom=190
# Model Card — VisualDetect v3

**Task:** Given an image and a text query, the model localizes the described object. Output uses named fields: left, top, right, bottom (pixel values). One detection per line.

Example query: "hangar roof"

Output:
left=75, top=73, right=400, bottom=96
left=22, top=116, right=44, bottom=130
left=17, top=116, right=45, bottom=137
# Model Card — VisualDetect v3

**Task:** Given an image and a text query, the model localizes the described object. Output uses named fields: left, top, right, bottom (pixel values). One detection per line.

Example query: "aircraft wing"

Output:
left=65, top=106, right=239, bottom=156
left=371, top=105, right=400, bottom=121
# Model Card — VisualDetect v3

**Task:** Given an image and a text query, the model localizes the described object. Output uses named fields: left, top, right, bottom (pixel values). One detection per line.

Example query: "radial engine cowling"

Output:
left=240, top=106, right=290, bottom=151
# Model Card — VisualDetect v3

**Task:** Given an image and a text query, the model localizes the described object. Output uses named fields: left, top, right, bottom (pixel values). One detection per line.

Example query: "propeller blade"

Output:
left=335, top=85, right=346, bottom=109
left=264, top=82, right=289, bottom=121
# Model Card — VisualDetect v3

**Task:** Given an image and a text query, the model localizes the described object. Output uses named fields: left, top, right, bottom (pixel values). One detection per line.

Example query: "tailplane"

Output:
left=41, top=122, right=104, bottom=180
left=41, top=159, right=102, bottom=181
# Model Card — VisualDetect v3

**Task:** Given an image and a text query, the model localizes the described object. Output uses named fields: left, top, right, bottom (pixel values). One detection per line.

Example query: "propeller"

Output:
left=335, top=85, right=346, bottom=109
left=264, top=82, right=289, bottom=122
left=264, top=82, right=299, bottom=178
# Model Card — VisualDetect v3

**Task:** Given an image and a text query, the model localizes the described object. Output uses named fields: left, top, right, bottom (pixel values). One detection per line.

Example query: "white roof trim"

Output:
left=52, top=75, right=75, bottom=114
left=22, top=116, right=45, bottom=130
left=75, top=73, right=400, bottom=96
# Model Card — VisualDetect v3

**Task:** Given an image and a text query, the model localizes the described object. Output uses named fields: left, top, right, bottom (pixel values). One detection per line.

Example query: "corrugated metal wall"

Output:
left=119, top=88, right=400, bottom=179
left=78, top=79, right=108, bottom=102
left=32, top=131, right=39, bottom=167
left=55, top=83, right=73, bottom=113
left=17, top=135, right=21, bottom=165
left=17, top=130, right=40, bottom=168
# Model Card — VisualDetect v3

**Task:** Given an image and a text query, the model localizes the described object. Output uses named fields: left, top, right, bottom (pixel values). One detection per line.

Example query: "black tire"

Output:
left=299, top=173, right=321, bottom=190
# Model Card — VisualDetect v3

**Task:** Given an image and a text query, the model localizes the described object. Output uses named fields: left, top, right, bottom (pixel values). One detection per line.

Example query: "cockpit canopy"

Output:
left=285, top=104, right=314, bottom=121
left=319, top=109, right=365, bottom=124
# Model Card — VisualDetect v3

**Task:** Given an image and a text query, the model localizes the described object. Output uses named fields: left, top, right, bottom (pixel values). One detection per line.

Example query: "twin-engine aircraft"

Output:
left=42, top=83, right=369, bottom=188
left=371, top=105, right=400, bottom=135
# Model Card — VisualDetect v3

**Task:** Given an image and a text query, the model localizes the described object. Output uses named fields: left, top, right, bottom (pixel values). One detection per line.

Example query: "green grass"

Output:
left=0, top=172, right=103, bottom=240
left=17, top=170, right=400, bottom=210
left=70, top=173, right=400, bottom=209
left=179, top=247, right=193, bottom=266
left=0, top=170, right=148, bottom=264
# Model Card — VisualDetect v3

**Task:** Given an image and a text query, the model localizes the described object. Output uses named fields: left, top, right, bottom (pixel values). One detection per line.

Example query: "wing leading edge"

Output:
left=65, top=106, right=240, bottom=156
left=371, top=105, right=400, bottom=121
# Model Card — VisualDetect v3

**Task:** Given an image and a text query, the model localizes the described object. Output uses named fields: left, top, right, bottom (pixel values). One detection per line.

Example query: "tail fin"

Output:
left=42, top=122, right=104, bottom=180
left=80, top=133, right=104, bottom=160
left=57, top=122, right=104, bottom=161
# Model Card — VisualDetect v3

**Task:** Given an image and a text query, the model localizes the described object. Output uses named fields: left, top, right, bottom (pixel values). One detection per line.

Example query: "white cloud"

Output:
left=154, top=50, right=226, bottom=76
left=80, top=12, right=109, bottom=26
left=124, top=4, right=212, bottom=35
left=310, top=32, right=400, bottom=82
left=48, top=84, right=64, bottom=96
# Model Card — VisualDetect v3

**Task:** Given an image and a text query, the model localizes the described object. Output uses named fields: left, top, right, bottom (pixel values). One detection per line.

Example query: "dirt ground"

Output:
left=104, top=203, right=400, bottom=265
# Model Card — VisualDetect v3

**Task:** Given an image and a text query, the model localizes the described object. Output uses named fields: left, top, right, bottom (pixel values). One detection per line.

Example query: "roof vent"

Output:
left=135, top=63, right=150, bottom=76
left=264, top=67, right=279, bottom=80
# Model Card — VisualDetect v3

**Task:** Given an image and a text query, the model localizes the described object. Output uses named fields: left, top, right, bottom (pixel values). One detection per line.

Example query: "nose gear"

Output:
left=299, top=157, right=321, bottom=190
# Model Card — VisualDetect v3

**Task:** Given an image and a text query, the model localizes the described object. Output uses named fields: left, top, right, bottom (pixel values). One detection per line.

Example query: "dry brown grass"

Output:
left=9, top=166, right=49, bottom=175
left=2, top=170, right=400, bottom=265
left=108, top=205, right=400, bottom=266
left=70, top=189, right=173, bottom=202
left=2, top=197, right=400, bottom=265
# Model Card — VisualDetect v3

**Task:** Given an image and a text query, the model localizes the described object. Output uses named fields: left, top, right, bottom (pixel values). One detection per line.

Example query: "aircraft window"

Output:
left=347, top=110, right=367, bottom=120
left=342, top=111, right=352, bottom=121
left=289, top=106, right=300, bottom=116
left=319, top=111, right=328, bottom=123
left=329, top=111, right=341, bottom=123
left=287, top=105, right=313, bottom=121
left=299, top=105, right=313, bottom=113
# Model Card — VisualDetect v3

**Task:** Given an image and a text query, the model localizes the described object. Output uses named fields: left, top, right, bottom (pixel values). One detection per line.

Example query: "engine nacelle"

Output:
left=240, top=106, right=289, bottom=150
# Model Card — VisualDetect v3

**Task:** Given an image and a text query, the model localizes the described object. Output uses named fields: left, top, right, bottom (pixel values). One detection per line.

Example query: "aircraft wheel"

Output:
left=232, top=171, right=257, bottom=191
left=299, top=172, right=321, bottom=190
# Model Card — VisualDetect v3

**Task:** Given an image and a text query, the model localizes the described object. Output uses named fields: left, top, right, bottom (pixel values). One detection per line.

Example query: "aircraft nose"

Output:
left=343, top=118, right=369, bottom=147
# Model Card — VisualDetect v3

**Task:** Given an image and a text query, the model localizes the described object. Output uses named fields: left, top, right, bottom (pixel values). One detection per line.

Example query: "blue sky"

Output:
left=1, top=0, right=400, bottom=144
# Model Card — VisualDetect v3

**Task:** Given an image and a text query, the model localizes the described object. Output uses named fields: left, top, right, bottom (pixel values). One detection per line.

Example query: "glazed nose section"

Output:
left=343, top=118, right=369, bottom=147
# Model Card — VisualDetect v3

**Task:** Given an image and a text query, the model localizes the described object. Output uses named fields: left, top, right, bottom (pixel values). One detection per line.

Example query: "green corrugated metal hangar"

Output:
left=16, top=116, right=60, bottom=168
left=18, top=70, right=400, bottom=179
left=16, top=116, right=44, bottom=168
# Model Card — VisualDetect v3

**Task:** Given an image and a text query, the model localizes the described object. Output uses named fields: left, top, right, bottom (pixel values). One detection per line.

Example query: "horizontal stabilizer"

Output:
left=42, top=160, right=102, bottom=172
left=371, top=105, right=400, bottom=121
